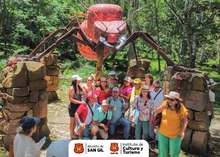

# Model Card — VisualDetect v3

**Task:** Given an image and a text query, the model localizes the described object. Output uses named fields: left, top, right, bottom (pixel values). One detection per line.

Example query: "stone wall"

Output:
left=163, top=66, right=214, bottom=155
left=40, top=54, right=59, bottom=102
left=0, top=59, right=50, bottom=150
left=127, top=57, right=151, bottom=79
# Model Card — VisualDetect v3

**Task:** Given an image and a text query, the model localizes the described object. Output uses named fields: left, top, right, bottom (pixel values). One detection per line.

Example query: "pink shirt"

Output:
left=119, top=86, right=132, bottom=102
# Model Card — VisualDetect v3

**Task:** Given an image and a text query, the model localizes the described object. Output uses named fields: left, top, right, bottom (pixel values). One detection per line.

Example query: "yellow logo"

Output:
left=110, top=143, right=119, bottom=152
left=74, top=143, right=84, bottom=154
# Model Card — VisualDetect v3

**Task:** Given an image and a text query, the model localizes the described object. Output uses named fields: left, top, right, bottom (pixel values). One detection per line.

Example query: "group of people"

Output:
left=12, top=71, right=217, bottom=157
left=67, top=71, right=189, bottom=157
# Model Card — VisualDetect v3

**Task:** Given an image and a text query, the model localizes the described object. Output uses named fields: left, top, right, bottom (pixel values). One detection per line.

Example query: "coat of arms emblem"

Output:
left=110, top=142, right=119, bottom=152
left=74, top=143, right=84, bottom=154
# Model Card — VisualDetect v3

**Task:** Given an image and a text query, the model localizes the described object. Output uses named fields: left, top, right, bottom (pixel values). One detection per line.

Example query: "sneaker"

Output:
left=147, top=138, right=154, bottom=143
left=92, top=136, right=97, bottom=140
left=83, top=137, right=91, bottom=140
left=155, top=140, right=158, bottom=149
left=117, top=130, right=123, bottom=134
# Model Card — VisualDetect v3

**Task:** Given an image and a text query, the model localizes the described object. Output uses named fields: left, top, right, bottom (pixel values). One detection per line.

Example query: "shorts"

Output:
left=68, top=103, right=80, bottom=117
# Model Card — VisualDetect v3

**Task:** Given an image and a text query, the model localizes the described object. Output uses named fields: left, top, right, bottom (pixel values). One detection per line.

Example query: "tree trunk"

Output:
left=199, top=44, right=206, bottom=65
left=154, top=0, right=161, bottom=72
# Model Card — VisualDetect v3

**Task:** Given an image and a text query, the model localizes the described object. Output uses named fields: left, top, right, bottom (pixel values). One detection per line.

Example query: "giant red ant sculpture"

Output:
left=24, top=3, right=200, bottom=80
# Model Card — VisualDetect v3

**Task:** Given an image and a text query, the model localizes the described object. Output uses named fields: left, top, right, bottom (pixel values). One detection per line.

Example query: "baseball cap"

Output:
left=112, top=87, right=119, bottom=92
left=124, top=77, right=131, bottom=82
left=101, top=100, right=109, bottom=106
left=133, top=78, right=141, bottom=84
left=86, top=93, right=97, bottom=99
left=72, top=75, right=82, bottom=81
left=142, top=85, right=150, bottom=91
left=207, top=78, right=217, bottom=87
left=100, top=77, right=107, bottom=81
left=109, top=71, right=116, bottom=75
left=19, top=116, right=40, bottom=132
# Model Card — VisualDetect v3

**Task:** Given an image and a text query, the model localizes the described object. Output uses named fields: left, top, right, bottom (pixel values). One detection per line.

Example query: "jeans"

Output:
left=109, top=117, right=131, bottom=139
left=149, top=125, right=158, bottom=141
left=82, top=124, right=90, bottom=138
left=135, top=119, right=149, bottom=140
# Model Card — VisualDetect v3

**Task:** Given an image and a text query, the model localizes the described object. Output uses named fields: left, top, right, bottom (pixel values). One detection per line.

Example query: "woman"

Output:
left=14, top=116, right=41, bottom=157
left=68, top=74, right=86, bottom=139
left=130, top=78, right=142, bottom=104
left=156, top=91, right=188, bottom=157
left=130, top=85, right=154, bottom=140
left=94, top=77, right=111, bottom=105
left=144, top=73, right=154, bottom=89
left=107, top=71, right=118, bottom=89
left=82, top=75, right=95, bottom=96
left=119, top=77, right=132, bottom=112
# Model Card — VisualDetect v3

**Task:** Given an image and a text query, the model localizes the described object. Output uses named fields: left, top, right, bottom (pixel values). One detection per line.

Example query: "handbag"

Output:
left=132, top=108, right=140, bottom=124
left=152, top=112, right=162, bottom=126
left=151, top=88, right=163, bottom=126
left=132, top=98, right=140, bottom=125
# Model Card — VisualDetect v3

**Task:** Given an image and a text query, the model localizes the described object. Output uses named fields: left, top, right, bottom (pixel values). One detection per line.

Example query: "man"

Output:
left=91, top=100, right=112, bottom=140
left=207, top=79, right=217, bottom=126
left=149, top=80, right=164, bottom=147
left=107, top=87, right=131, bottom=139
left=75, top=92, right=100, bottom=139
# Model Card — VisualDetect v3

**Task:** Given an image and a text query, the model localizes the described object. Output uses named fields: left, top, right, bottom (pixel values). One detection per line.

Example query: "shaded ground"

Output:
left=0, top=83, right=220, bottom=157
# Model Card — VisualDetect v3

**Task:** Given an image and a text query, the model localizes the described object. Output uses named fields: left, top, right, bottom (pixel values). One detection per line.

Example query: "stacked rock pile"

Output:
left=0, top=57, right=50, bottom=150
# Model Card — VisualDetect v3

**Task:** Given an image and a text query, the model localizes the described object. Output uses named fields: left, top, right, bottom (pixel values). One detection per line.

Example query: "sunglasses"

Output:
left=154, top=86, right=160, bottom=89
left=111, top=75, right=115, bottom=77
left=113, top=91, right=118, bottom=93
left=168, top=98, right=175, bottom=102
left=87, top=79, right=93, bottom=82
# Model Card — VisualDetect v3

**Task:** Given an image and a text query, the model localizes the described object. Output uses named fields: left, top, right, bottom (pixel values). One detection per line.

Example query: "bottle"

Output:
left=37, top=136, right=46, bottom=149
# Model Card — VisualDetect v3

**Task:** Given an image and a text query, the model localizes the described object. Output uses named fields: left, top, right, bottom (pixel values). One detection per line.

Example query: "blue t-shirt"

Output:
left=107, top=96, right=125, bottom=123
left=93, top=107, right=112, bottom=123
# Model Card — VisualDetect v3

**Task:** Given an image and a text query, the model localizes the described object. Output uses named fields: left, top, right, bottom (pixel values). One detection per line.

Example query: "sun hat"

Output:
left=164, top=91, right=183, bottom=101
left=112, top=87, right=119, bottom=92
left=86, top=93, right=97, bottom=99
left=72, top=75, right=82, bottom=81
left=109, top=71, right=116, bottom=76
left=133, top=78, right=142, bottom=84
left=100, top=77, right=107, bottom=81
left=101, top=100, right=109, bottom=106
left=124, top=77, right=131, bottom=82
left=19, top=116, right=40, bottom=132
left=142, top=85, right=150, bottom=91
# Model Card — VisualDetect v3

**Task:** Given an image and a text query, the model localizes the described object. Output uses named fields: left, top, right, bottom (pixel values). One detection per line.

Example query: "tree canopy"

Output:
left=0, top=0, right=219, bottom=70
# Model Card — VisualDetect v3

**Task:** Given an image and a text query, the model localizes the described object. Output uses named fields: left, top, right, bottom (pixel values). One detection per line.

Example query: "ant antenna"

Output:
left=117, top=5, right=146, bottom=31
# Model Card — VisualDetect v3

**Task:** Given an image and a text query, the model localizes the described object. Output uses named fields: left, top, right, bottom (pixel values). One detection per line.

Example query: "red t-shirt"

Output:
left=76, top=104, right=88, bottom=122
left=94, top=89, right=111, bottom=104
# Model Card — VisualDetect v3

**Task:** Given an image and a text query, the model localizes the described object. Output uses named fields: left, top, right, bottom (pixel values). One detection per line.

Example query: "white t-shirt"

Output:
left=207, top=90, right=215, bottom=115
left=14, top=133, right=40, bottom=157
left=84, top=105, right=93, bottom=125
left=150, top=88, right=164, bottom=111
